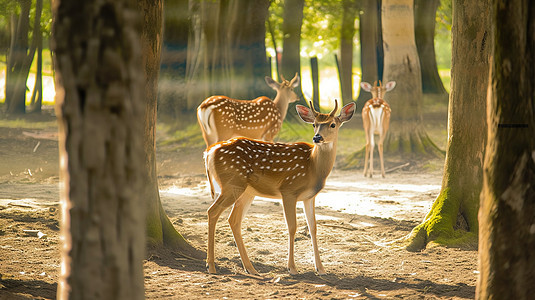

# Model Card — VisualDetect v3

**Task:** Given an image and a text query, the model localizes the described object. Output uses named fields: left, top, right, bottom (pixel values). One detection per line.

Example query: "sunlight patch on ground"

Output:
left=161, top=176, right=440, bottom=222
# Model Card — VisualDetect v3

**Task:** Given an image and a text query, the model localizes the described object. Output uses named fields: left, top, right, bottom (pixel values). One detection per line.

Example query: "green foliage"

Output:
left=267, top=0, right=345, bottom=63
left=0, top=0, right=53, bottom=54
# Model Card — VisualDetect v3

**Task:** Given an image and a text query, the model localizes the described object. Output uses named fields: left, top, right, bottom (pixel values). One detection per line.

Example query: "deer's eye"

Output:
left=330, top=123, right=336, bottom=128
left=312, top=124, right=316, bottom=128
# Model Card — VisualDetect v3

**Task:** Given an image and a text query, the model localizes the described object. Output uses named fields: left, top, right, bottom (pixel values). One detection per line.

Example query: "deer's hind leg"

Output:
left=228, top=192, right=258, bottom=275
left=207, top=184, right=246, bottom=274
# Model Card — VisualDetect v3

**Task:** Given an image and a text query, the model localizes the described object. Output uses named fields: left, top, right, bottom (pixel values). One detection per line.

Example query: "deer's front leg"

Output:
left=282, top=197, right=298, bottom=275
left=303, top=197, right=326, bottom=275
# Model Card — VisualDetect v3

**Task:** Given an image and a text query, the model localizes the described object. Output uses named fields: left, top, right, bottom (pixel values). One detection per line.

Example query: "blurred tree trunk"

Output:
left=159, top=0, right=190, bottom=118
left=280, top=0, right=304, bottom=95
left=406, top=0, right=490, bottom=251
left=382, top=0, right=442, bottom=158
left=227, top=0, right=271, bottom=99
left=356, top=0, right=382, bottom=112
left=414, top=0, right=448, bottom=98
left=29, top=0, right=43, bottom=113
left=477, top=1, right=535, bottom=298
left=140, top=0, right=203, bottom=258
left=339, top=0, right=358, bottom=106
left=185, top=0, right=271, bottom=109
left=186, top=0, right=231, bottom=110
left=5, top=0, right=31, bottom=115
left=54, top=0, right=146, bottom=298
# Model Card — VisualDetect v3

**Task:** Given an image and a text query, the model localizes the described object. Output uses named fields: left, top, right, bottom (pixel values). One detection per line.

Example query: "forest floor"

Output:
left=0, top=107, right=479, bottom=299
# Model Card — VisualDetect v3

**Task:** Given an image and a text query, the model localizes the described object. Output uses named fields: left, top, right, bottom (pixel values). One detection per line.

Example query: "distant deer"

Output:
left=204, top=100, right=356, bottom=275
left=197, top=73, right=300, bottom=147
left=360, top=80, right=396, bottom=178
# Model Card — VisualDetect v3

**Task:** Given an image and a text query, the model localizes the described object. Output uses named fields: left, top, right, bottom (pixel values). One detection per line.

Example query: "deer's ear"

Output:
left=360, top=82, right=372, bottom=92
left=265, top=76, right=280, bottom=90
left=296, top=105, right=315, bottom=123
left=338, top=102, right=356, bottom=123
left=385, top=81, right=396, bottom=91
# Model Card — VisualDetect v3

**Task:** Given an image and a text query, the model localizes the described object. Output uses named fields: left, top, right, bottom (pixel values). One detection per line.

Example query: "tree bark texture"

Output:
left=414, top=0, right=448, bottom=96
left=340, top=0, right=358, bottom=106
left=53, top=0, right=146, bottom=298
left=140, top=0, right=203, bottom=258
left=477, top=1, right=535, bottom=299
left=382, top=0, right=442, bottom=158
left=356, top=0, right=383, bottom=111
left=406, top=0, right=490, bottom=251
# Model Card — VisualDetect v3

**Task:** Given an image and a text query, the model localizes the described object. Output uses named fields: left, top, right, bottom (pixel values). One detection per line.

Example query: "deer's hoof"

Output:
left=207, top=263, right=217, bottom=274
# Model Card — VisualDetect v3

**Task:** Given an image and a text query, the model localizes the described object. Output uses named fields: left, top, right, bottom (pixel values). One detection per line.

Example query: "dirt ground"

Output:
left=0, top=111, right=478, bottom=299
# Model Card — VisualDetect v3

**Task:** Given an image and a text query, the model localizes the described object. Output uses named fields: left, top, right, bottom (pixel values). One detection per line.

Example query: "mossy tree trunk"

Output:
left=381, top=0, right=442, bottom=159
left=140, top=0, right=203, bottom=259
left=406, top=0, right=490, bottom=251
left=54, top=0, right=146, bottom=298
left=477, top=1, right=535, bottom=298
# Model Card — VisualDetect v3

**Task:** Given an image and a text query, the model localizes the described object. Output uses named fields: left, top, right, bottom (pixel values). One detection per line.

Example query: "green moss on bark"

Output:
left=406, top=187, right=477, bottom=251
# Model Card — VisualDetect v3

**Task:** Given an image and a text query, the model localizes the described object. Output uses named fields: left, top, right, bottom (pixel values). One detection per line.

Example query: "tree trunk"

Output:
left=280, top=0, right=304, bottom=93
left=29, top=0, right=43, bottom=113
left=406, top=0, right=490, bottom=251
left=477, top=1, right=535, bottom=298
left=381, top=0, right=442, bottom=159
left=227, top=0, right=271, bottom=99
left=140, top=0, right=204, bottom=258
left=158, top=0, right=190, bottom=118
left=5, top=0, right=31, bottom=115
left=414, top=0, right=448, bottom=98
left=339, top=0, right=358, bottom=106
left=356, top=0, right=382, bottom=112
left=53, top=0, right=146, bottom=298
left=185, top=0, right=231, bottom=110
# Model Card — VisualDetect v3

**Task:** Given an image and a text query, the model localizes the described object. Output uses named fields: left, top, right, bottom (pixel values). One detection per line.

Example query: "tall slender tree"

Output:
left=406, top=0, right=490, bottom=251
left=280, top=0, right=304, bottom=92
left=227, top=0, right=271, bottom=99
left=414, top=0, right=448, bottom=97
left=339, top=0, right=358, bottom=106
left=356, top=0, right=383, bottom=111
left=158, top=0, right=190, bottom=118
left=54, top=0, right=146, bottom=298
left=5, top=0, right=31, bottom=114
left=477, top=1, right=535, bottom=298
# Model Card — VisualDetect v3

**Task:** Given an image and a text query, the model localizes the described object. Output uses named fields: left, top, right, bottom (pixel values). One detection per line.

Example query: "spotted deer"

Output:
left=203, top=100, right=356, bottom=275
left=360, top=80, right=396, bottom=178
left=197, top=74, right=300, bottom=147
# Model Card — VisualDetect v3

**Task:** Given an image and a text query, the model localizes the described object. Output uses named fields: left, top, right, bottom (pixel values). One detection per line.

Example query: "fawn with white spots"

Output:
left=197, top=73, right=300, bottom=147
left=360, top=80, right=396, bottom=178
left=203, top=99, right=356, bottom=275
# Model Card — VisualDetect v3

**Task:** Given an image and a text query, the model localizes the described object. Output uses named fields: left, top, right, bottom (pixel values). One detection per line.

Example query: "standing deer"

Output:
left=204, top=100, right=356, bottom=275
left=360, top=80, right=396, bottom=178
left=197, top=73, right=300, bottom=147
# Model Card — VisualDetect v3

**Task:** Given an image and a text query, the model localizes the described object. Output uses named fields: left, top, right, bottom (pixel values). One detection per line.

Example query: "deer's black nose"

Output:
left=313, top=134, right=323, bottom=143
